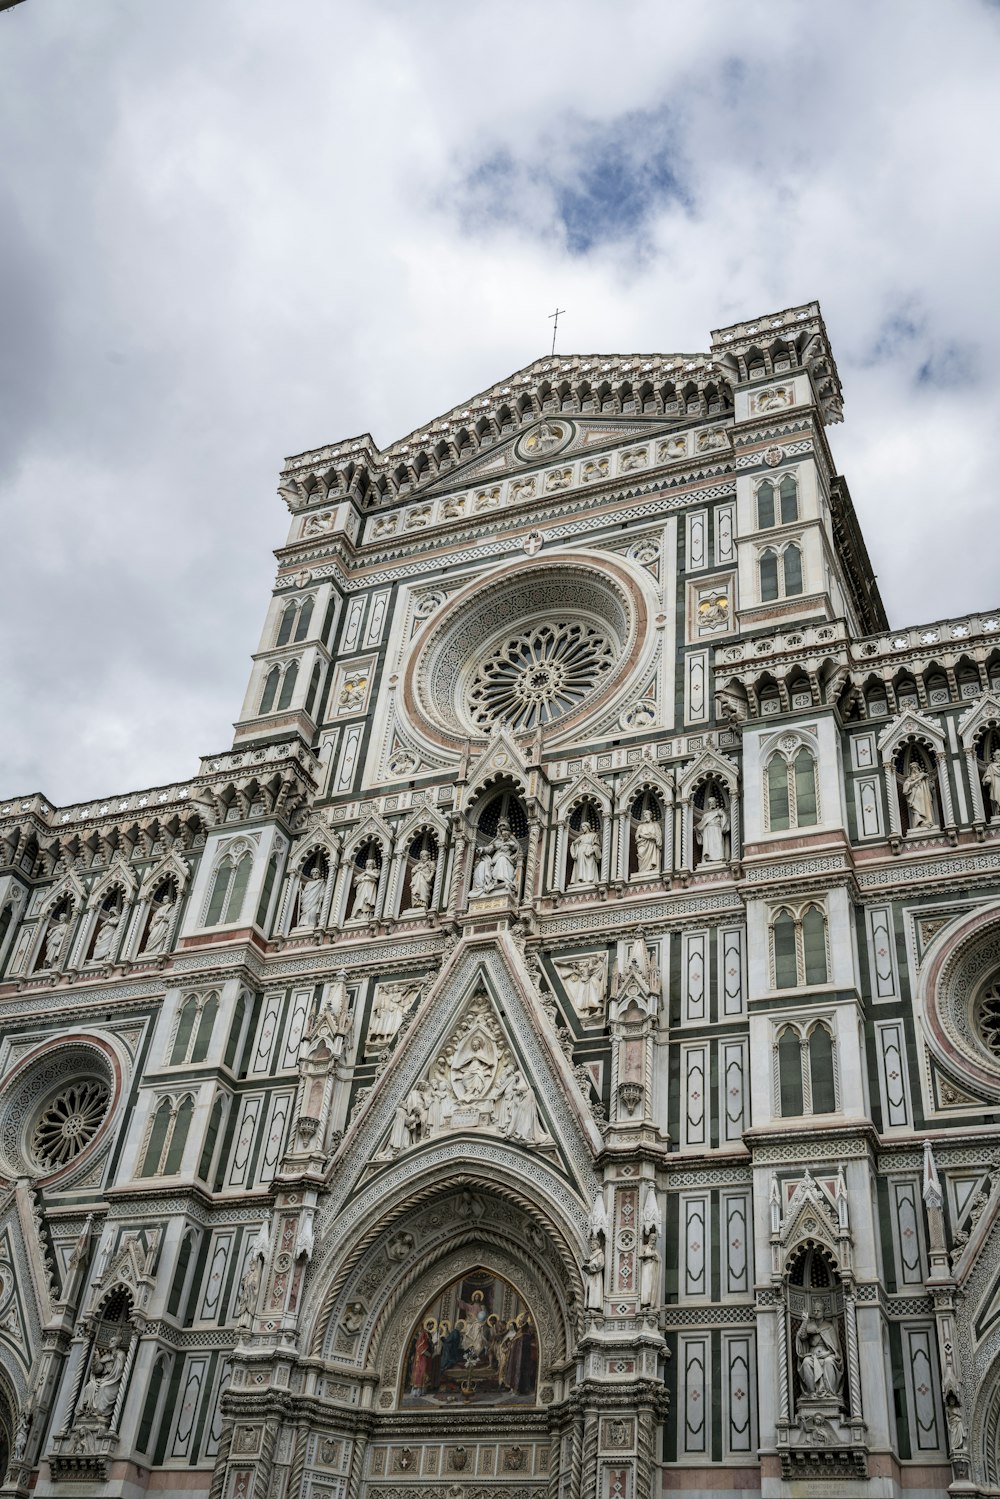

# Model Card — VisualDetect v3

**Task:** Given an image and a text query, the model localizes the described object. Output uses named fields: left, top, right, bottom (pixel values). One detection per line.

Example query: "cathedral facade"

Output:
left=2, top=301, right=1000, bottom=1499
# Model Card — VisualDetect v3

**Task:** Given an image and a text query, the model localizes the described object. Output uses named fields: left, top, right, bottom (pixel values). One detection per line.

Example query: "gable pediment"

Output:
left=326, top=932, right=602, bottom=1206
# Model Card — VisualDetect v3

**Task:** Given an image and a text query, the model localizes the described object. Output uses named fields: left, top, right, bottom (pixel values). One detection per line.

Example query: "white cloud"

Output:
left=1, top=0, right=998, bottom=802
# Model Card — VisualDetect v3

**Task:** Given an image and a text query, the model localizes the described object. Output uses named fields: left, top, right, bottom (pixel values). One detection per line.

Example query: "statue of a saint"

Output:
left=639, top=1232, right=660, bottom=1309
left=583, top=1238, right=605, bottom=1313
left=982, top=748, right=1000, bottom=820
left=91, top=906, right=122, bottom=963
left=795, top=1302, right=844, bottom=1400
left=296, top=866, right=325, bottom=928
left=562, top=956, right=605, bottom=1020
left=78, top=1333, right=128, bottom=1427
left=695, top=795, right=729, bottom=864
left=902, top=761, right=936, bottom=829
left=499, top=1071, right=542, bottom=1144
left=634, top=807, right=662, bottom=875
left=144, top=894, right=174, bottom=954
left=569, top=819, right=600, bottom=887
left=489, top=819, right=521, bottom=893
left=352, top=858, right=379, bottom=919
left=42, top=909, right=70, bottom=969
left=234, top=1255, right=262, bottom=1330
left=408, top=849, right=436, bottom=909
left=368, top=982, right=417, bottom=1051
left=322, top=968, right=350, bottom=1031
left=389, top=1084, right=429, bottom=1152
left=11, top=1406, right=30, bottom=1463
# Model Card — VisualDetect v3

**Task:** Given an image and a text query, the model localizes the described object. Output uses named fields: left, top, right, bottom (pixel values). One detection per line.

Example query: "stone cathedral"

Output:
left=2, top=301, right=1000, bottom=1499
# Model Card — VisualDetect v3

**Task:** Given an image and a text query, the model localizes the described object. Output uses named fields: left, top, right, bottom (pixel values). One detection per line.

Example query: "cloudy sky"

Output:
left=2, top=0, right=998, bottom=806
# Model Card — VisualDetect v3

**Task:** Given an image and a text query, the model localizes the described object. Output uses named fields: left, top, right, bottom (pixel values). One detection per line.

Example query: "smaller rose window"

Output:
left=467, top=620, right=616, bottom=733
left=31, top=1080, right=111, bottom=1170
left=976, top=982, right=1000, bottom=1060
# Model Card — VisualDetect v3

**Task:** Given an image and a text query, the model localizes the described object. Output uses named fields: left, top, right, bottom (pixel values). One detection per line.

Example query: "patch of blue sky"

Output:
left=915, top=341, right=979, bottom=388
left=454, top=106, right=690, bottom=254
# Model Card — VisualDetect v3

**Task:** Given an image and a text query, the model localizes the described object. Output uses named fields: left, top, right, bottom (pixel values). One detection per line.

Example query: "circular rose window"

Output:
left=31, top=1079, right=111, bottom=1169
left=403, top=552, right=653, bottom=749
left=975, top=980, right=1000, bottom=1060
left=0, top=1040, right=118, bottom=1182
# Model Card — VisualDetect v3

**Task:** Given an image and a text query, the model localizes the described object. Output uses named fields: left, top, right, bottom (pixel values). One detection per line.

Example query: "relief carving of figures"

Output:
left=77, top=1333, right=127, bottom=1427
left=352, top=856, right=380, bottom=919
left=380, top=994, right=549, bottom=1155
left=42, top=909, right=71, bottom=968
left=557, top=955, right=606, bottom=1021
left=795, top=1301, right=844, bottom=1400
left=634, top=806, right=662, bottom=874
left=695, top=794, right=729, bottom=864
left=143, top=893, right=175, bottom=954
left=408, top=848, right=436, bottom=909
left=902, top=760, right=936, bottom=829
left=568, top=818, right=600, bottom=887
left=982, top=748, right=1000, bottom=818
left=339, top=672, right=368, bottom=711
left=367, top=981, right=421, bottom=1053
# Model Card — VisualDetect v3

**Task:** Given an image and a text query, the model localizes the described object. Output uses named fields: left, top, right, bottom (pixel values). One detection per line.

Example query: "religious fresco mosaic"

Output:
left=400, top=1268, right=538, bottom=1406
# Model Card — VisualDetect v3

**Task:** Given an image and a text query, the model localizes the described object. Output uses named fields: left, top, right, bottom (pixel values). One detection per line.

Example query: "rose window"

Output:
left=30, top=1079, right=111, bottom=1169
left=976, top=982, right=1000, bottom=1060
left=467, top=620, right=616, bottom=732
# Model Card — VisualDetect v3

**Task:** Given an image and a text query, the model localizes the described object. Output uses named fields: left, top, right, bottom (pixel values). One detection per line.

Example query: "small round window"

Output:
left=30, top=1079, right=111, bottom=1170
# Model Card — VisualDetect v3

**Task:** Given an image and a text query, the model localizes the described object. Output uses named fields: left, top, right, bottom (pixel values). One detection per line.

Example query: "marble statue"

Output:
left=42, top=910, right=70, bottom=968
left=408, top=848, right=436, bottom=909
left=639, top=1232, right=660, bottom=1309
left=795, top=1303, right=844, bottom=1399
left=352, top=857, right=379, bottom=918
left=78, top=1334, right=127, bottom=1426
left=695, top=795, right=729, bottom=864
left=982, top=748, right=1000, bottom=819
left=144, top=894, right=174, bottom=954
left=296, top=866, right=325, bottom=927
left=634, top=806, right=662, bottom=874
left=367, top=981, right=419, bottom=1052
left=902, top=761, right=935, bottom=829
left=560, top=956, right=605, bottom=1020
left=489, top=818, right=521, bottom=892
left=389, top=1084, right=430, bottom=1152
left=569, top=818, right=600, bottom=886
left=499, top=1070, right=543, bottom=1144
left=583, top=1238, right=605, bottom=1312
left=471, top=844, right=494, bottom=893
left=11, top=1407, right=30, bottom=1462
left=234, top=1254, right=262, bottom=1331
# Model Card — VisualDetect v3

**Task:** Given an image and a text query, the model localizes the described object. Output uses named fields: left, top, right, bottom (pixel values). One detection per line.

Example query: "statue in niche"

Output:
left=902, top=759, right=936, bottom=829
left=488, top=818, right=521, bottom=892
left=352, top=857, right=379, bottom=918
left=498, top=1069, right=543, bottom=1144
left=91, top=905, right=121, bottom=963
left=583, top=1237, right=605, bottom=1313
left=320, top=968, right=350, bottom=1033
left=569, top=818, right=600, bottom=886
left=408, top=848, right=436, bottom=909
left=296, top=865, right=326, bottom=928
left=795, top=1300, right=844, bottom=1400
left=11, top=1406, right=30, bottom=1463
left=634, top=805, right=662, bottom=875
left=695, top=795, right=729, bottom=864
left=144, top=892, right=175, bottom=954
left=639, top=1233, right=660, bottom=1309
left=42, top=909, right=71, bottom=968
left=982, top=747, right=1000, bottom=819
left=78, top=1332, right=128, bottom=1427
left=560, top=955, right=606, bottom=1020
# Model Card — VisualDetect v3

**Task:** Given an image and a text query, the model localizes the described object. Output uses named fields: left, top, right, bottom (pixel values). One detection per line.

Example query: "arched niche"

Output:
left=467, top=785, right=529, bottom=903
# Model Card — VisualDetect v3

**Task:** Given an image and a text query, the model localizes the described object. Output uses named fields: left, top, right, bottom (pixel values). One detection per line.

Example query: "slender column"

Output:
left=843, top=1288, right=863, bottom=1420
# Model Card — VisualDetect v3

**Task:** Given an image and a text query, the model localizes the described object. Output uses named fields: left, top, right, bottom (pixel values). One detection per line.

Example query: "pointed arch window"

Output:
left=783, top=543, right=803, bottom=596
left=770, top=903, right=829, bottom=989
left=775, top=1021, right=838, bottom=1118
left=276, top=660, right=298, bottom=711
left=304, top=660, right=323, bottom=719
left=760, top=548, right=779, bottom=602
left=757, top=480, right=775, bottom=529
left=779, top=475, right=798, bottom=523
left=293, top=597, right=314, bottom=642
left=766, top=744, right=819, bottom=831
left=276, top=603, right=297, bottom=648
left=205, top=850, right=253, bottom=927
left=198, top=1094, right=226, bottom=1185
left=140, top=1093, right=194, bottom=1176
left=259, top=665, right=280, bottom=715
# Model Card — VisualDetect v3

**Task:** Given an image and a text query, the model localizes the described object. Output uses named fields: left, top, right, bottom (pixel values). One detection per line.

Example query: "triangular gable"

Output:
left=876, top=707, right=946, bottom=759
left=778, top=1170, right=843, bottom=1255
left=958, top=691, right=1000, bottom=751
left=617, top=759, right=675, bottom=805
left=323, top=932, right=601, bottom=1210
left=87, top=853, right=139, bottom=906
left=553, top=769, right=612, bottom=817
left=138, top=848, right=191, bottom=899
left=677, top=746, right=740, bottom=798
left=461, top=730, right=533, bottom=806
